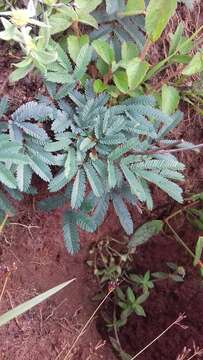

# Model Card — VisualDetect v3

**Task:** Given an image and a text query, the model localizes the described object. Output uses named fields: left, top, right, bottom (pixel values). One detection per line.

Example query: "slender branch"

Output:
left=165, top=200, right=200, bottom=222
left=0, top=213, right=9, bottom=235
left=140, top=39, right=152, bottom=61
left=133, top=143, right=203, bottom=156
left=130, top=314, right=187, bottom=360
left=165, top=220, right=203, bottom=270
left=55, top=288, right=114, bottom=360
left=153, top=65, right=185, bottom=91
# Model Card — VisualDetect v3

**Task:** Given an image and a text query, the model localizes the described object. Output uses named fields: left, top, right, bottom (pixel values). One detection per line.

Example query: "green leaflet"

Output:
left=194, top=237, right=203, bottom=275
left=75, top=0, right=102, bottom=12
left=67, top=35, right=89, bottom=62
left=0, top=96, right=8, bottom=117
left=71, top=169, right=86, bottom=209
left=0, top=191, right=15, bottom=215
left=136, top=170, right=183, bottom=203
left=112, top=194, right=133, bottom=235
left=182, top=52, right=203, bottom=76
left=73, top=44, right=92, bottom=80
left=38, top=193, right=67, bottom=212
left=107, top=160, right=117, bottom=189
left=92, top=39, right=115, bottom=65
left=120, top=162, right=146, bottom=202
left=49, top=171, right=68, bottom=192
left=113, top=70, right=128, bottom=94
left=16, top=164, right=32, bottom=192
left=64, top=147, right=78, bottom=182
left=128, top=220, right=164, bottom=249
left=0, top=163, right=17, bottom=189
left=123, top=0, right=145, bottom=16
left=63, top=210, right=80, bottom=254
left=162, top=85, right=180, bottom=115
left=84, top=162, right=104, bottom=197
left=126, top=58, right=149, bottom=90
left=28, top=155, right=52, bottom=182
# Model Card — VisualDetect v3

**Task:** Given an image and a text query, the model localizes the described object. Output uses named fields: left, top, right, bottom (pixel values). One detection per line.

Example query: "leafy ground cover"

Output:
left=0, top=0, right=202, bottom=359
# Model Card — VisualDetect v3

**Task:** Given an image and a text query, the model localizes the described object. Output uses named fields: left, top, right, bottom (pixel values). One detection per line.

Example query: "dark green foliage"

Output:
left=33, top=81, right=187, bottom=253
left=1, top=81, right=188, bottom=253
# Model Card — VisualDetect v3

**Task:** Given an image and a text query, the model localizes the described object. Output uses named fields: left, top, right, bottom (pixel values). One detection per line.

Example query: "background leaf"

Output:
left=128, top=220, right=164, bottom=249
left=146, top=0, right=178, bottom=42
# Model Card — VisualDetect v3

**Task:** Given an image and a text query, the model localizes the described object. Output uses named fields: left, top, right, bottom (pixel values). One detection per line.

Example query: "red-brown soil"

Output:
left=0, top=3, right=203, bottom=358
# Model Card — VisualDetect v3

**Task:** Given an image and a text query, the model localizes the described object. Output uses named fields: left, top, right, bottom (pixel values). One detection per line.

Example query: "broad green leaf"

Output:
left=162, top=85, right=180, bottom=115
left=49, top=13, right=73, bottom=35
left=92, top=39, right=115, bottom=65
left=93, top=79, right=107, bottom=93
left=113, top=70, right=128, bottom=93
left=123, top=0, right=145, bottom=16
left=182, top=52, right=203, bottom=76
left=121, top=42, right=139, bottom=64
left=32, top=49, right=58, bottom=65
left=46, top=71, right=73, bottom=84
left=128, top=220, right=164, bottom=249
left=127, top=287, right=135, bottom=303
left=9, top=64, right=33, bottom=82
left=169, top=23, right=184, bottom=55
left=126, top=58, right=149, bottom=90
left=194, top=237, right=203, bottom=276
left=73, top=44, right=92, bottom=80
left=77, top=9, right=98, bottom=28
left=0, top=279, right=75, bottom=327
left=177, top=36, right=193, bottom=55
left=146, top=0, right=178, bottom=42
left=67, top=34, right=89, bottom=62
left=96, top=58, right=109, bottom=75
left=105, top=0, right=125, bottom=14
left=75, top=0, right=102, bottom=12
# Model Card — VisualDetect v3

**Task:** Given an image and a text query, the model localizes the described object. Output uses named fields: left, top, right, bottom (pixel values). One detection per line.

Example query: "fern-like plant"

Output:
left=23, top=81, right=190, bottom=254
left=0, top=97, right=29, bottom=219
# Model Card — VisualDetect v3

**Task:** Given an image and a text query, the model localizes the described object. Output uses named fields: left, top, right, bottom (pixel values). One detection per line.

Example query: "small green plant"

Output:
left=2, top=80, right=201, bottom=253
left=165, top=192, right=203, bottom=277
left=0, top=97, right=28, bottom=219
left=116, top=287, right=149, bottom=326
left=88, top=224, right=186, bottom=358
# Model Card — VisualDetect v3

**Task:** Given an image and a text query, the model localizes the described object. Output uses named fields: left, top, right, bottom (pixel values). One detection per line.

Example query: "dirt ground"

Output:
left=0, top=202, right=119, bottom=360
left=0, top=2, right=203, bottom=359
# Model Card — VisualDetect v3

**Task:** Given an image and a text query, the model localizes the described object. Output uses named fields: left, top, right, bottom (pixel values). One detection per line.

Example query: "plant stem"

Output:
left=0, top=214, right=9, bottom=235
left=165, top=220, right=195, bottom=260
left=0, top=272, right=10, bottom=303
left=165, top=200, right=200, bottom=222
left=55, top=288, right=114, bottom=360
left=133, top=143, right=203, bottom=156
left=153, top=65, right=185, bottom=91
left=145, top=24, right=203, bottom=80
left=130, top=314, right=187, bottom=360
left=140, top=39, right=151, bottom=61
